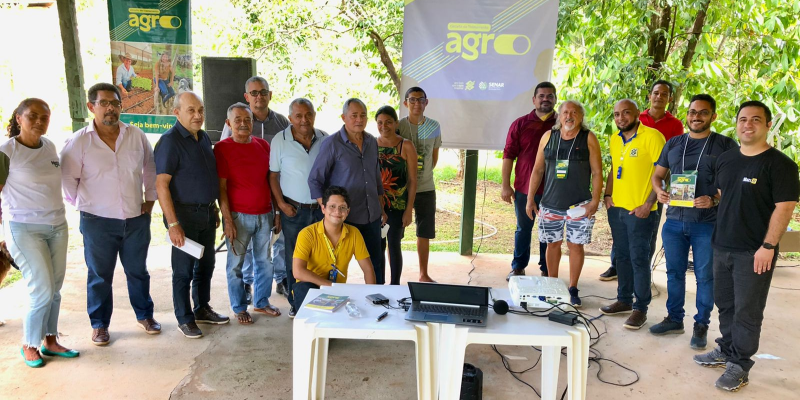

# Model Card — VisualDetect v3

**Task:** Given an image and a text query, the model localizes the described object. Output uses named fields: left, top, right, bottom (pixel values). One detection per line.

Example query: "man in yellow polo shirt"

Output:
left=291, top=186, right=377, bottom=313
left=599, top=99, right=665, bottom=330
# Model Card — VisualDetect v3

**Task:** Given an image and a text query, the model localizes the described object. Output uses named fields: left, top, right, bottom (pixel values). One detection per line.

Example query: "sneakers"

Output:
left=716, top=362, right=749, bottom=392
left=194, top=306, right=230, bottom=325
left=694, top=346, right=728, bottom=368
left=690, top=323, right=708, bottom=350
left=568, top=286, right=581, bottom=308
left=599, top=266, right=617, bottom=281
left=649, top=317, right=684, bottom=335
left=276, top=279, right=288, bottom=297
left=92, top=327, right=110, bottom=346
left=506, top=268, right=525, bottom=282
left=288, top=306, right=297, bottom=319
left=244, top=284, right=253, bottom=305
left=599, top=301, right=633, bottom=315
left=623, top=310, right=647, bottom=330
left=177, top=322, right=203, bottom=339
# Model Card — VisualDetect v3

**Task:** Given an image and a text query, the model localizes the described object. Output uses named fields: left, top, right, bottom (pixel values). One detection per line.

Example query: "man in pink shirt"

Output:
left=60, top=83, right=160, bottom=346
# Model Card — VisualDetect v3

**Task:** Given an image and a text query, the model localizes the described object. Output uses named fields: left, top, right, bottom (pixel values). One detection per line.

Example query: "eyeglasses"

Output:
left=326, top=205, right=350, bottom=214
left=231, top=237, right=247, bottom=256
left=406, top=97, right=428, bottom=104
left=687, top=110, right=712, bottom=117
left=249, top=90, right=270, bottom=98
left=96, top=100, right=122, bottom=108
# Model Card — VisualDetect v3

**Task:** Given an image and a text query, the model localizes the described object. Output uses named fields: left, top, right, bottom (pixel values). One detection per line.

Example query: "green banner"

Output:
left=108, top=0, right=193, bottom=134
left=108, top=0, right=191, bottom=44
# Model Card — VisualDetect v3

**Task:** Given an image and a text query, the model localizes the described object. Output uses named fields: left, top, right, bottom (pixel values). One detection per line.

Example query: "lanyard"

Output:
left=681, top=134, right=711, bottom=172
left=321, top=228, right=346, bottom=280
left=557, top=130, right=578, bottom=160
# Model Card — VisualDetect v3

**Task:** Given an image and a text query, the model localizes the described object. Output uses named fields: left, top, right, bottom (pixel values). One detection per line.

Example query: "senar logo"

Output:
left=445, top=23, right=531, bottom=61
left=128, top=8, right=182, bottom=32
left=742, top=177, right=758, bottom=184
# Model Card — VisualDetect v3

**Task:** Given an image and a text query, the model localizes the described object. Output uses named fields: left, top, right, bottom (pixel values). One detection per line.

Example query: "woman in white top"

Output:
left=1, top=98, right=78, bottom=368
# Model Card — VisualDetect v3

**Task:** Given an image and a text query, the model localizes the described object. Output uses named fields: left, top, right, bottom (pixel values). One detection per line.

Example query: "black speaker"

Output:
left=460, top=363, right=483, bottom=400
left=201, top=57, right=257, bottom=142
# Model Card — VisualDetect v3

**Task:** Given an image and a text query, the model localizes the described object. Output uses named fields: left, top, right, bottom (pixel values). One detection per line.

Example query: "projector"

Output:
left=508, top=276, right=570, bottom=309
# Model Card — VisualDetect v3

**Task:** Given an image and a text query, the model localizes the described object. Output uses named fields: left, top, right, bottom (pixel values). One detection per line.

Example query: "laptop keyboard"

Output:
left=416, top=304, right=482, bottom=316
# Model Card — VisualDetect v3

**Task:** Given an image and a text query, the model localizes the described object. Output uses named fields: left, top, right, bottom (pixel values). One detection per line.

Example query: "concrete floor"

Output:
left=0, top=245, right=798, bottom=400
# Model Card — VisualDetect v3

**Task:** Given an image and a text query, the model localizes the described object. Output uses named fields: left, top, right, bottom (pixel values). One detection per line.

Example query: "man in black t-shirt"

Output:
left=649, top=95, right=738, bottom=349
left=693, top=101, right=799, bottom=392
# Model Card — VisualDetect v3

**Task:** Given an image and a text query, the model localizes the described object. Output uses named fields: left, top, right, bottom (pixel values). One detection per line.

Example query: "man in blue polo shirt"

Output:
left=269, top=98, right=328, bottom=317
left=155, top=91, right=230, bottom=339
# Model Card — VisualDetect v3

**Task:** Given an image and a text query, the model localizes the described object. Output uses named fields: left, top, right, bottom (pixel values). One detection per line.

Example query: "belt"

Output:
left=284, top=196, right=319, bottom=209
left=174, top=201, right=216, bottom=209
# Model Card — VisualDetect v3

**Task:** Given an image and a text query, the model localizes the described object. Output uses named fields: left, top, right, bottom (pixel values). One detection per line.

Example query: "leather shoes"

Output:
left=137, top=318, right=162, bottom=335
left=506, top=268, right=525, bottom=282
left=195, top=306, right=230, bottom=325
left=599, top=301, right=633, bottom=315
left=177, top=322, right=203, bottom=339
left=92, top=327, right=110, bottom=346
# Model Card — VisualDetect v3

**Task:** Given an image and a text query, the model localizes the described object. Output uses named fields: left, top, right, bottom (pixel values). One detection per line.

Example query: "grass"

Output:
left=1, top=269, right=21, bottom=289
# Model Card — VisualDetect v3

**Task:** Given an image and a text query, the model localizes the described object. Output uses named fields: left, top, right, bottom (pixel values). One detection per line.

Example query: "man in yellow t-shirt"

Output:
left=599, top=99, right=666, bottom=331
left=292, top=186, right=376, bottom=312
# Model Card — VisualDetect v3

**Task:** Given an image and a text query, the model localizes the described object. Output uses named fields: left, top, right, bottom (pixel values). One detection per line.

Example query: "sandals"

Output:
left=235, top=311, right=254, bottom=325
left=253, top=305, right=281, bottom=317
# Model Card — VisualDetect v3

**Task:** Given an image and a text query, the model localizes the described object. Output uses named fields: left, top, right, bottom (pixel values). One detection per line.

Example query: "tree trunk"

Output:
left=648, top=3, right=672, bottom=82
left=672, top=0, right=711, bottom=112
left=457, top=149, right=466, bottom=180
left=368, top=30, right=401, bottom=97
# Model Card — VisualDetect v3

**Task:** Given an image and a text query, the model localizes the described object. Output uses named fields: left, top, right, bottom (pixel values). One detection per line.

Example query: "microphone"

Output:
left=492, top=299, right=509, bottom=315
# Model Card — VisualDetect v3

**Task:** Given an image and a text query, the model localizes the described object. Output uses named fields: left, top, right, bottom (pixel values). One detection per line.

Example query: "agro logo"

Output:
left=128, top=8, right=182, bottom=32
left=445, top=23, right=531, bottom=61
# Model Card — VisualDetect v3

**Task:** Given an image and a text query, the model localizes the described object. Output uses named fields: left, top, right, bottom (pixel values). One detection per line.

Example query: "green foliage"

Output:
left=131, top=76, right=151, bottom=91
left=555, top=0, right=800, bottom=165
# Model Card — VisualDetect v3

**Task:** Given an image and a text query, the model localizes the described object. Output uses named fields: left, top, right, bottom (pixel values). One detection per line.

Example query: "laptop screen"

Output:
left=408, top=282, right=489, bottom=306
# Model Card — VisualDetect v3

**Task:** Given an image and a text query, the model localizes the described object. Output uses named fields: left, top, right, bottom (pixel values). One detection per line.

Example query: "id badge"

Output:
left=328, top=264, right=338, bottom=282
left=416, top=153, right=424, bottom=171
left=555, top=160, right=569, bottom=179
left=616, top=166, right=622, bottom=179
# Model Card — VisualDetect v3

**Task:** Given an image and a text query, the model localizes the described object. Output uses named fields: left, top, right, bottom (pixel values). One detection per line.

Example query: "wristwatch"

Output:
left=762, top=242, right=776, bottom=250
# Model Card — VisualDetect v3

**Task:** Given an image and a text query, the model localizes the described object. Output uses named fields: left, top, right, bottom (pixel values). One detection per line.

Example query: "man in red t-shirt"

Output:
left=502, top=82, right=558, bottom=281
left=599, top=79, right=684, bottom=281
left=215, top=103, right=281, bottom=324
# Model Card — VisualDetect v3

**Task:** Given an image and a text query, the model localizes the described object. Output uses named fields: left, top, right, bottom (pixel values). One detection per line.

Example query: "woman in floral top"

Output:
left=376, top=106, right=417, bottom=285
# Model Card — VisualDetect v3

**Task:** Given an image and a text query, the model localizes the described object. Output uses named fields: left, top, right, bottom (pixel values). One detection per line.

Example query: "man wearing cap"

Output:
left=115, top=53, right=137, bottom=98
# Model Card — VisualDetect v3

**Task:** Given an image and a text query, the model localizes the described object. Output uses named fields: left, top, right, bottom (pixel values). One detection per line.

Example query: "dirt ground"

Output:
left=1, top=238, right=798, bottom=399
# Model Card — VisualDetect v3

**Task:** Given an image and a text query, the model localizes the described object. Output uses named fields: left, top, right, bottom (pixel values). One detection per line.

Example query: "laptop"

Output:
left=404, top=282, right=489, bottom=327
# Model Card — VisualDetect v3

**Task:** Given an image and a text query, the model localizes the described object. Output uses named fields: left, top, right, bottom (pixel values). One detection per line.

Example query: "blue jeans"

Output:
left=158, top=79, right=175, bottom=102
left=608, top=207, right=657, bottom=312
left=80, top=212, right=154, bottom=328
left=282, top=207, right=323, bottom=308
left=225, top=212, right=274, bottom=313
left=662, top=219, right=714, bottom=325
left=5, top=221, right=69, bottom=347
left=512, top=191, right=547, bottom=272
left=350, top=219, right=384, bottom=284
left=168, top=204, right=217, bottom=325
left=241, top=231, right=285, bottom=285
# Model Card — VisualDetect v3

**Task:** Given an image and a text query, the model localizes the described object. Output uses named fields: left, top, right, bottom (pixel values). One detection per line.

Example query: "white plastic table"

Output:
left=436, top=289, right=589, bottom=400
left=293, top=284, right=437, bottom=400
